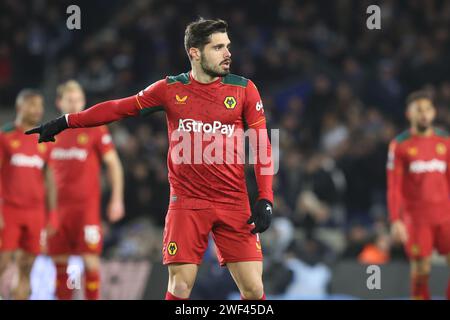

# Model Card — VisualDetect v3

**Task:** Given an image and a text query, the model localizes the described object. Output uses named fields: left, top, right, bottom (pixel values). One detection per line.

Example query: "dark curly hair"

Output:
left=184, top=18, right=228, bottom=60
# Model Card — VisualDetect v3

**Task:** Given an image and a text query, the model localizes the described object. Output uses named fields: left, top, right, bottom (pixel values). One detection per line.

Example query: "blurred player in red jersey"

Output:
left=0, top=89, right=57, bottom=299
left=387, top=90, right=450, bottom=300
left=26, top=18, right=274, bottom=300
left=48, top=80, right=125, bottom=300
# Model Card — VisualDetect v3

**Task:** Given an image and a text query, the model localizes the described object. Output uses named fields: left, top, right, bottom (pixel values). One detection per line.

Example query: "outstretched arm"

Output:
left=25, top=96, right=139, bottom=142
left=26, top=79, right=167, bottom=142
left=68, top=96, right=139, bottom=128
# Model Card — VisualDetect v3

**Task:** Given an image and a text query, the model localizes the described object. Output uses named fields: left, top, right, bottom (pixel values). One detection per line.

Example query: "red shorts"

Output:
left=162, top=207, right=263, bottom=266
left=47, top=201, right=102, bottom=255
left=0, top=204, right=45, bottom=255
left=404, top=216, right=450, bottom=259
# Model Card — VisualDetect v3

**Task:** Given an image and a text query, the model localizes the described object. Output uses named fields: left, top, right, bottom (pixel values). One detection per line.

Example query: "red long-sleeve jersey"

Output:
left=387, top=128, right=450, bottom=224
left=67, top=72, right=273, bottom=209
left=0, top=123, right=52, bottom=208
left=49, top=126, right=114, bottom=204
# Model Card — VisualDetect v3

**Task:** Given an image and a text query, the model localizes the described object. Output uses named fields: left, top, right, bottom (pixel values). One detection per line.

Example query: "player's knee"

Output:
left=169, top=278, right=194, bottom=297
left=17, top=257, right=34, bottom=275
left=172, top=281, right=190, bottom=292
left=83, top=254, right=100, bottom=271
left=52, top=255, right=69, bottom=265
left=418, top=265, right=431, bottom=275
left=412, top=259, right=431, bottom=275
left=0, top=261, right=7, bottom=275
left=0, top=256, right=9, bottom=275
left=240, top=282, right=264, bottom=300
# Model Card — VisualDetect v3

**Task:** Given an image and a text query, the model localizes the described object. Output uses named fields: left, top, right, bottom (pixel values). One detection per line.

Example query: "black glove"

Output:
left=247, top=199, right=273, bottom=234
left=25, top=115, right=68, bottom=143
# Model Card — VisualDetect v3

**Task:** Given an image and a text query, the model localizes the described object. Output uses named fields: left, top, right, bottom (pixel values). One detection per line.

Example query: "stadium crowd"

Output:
left=1, top=0, right=450, bottom=298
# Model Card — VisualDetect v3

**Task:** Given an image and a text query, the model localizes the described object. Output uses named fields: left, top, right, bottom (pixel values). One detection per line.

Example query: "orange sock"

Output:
left=411, top=274, right=430, bottom=300
left=165, top=291, right=189, bottom=300
left=55, top=263, right=72, bottom=300
left=84, top=270, right=100, bottom=300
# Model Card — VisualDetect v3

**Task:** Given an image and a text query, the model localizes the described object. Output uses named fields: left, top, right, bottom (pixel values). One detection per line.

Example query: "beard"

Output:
left=200, top=55, right=231, bottom=78
left=416, top=122, right=431, bottom=133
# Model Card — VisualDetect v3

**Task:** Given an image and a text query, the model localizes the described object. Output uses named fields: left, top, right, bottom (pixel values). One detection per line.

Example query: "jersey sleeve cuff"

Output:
left=65, top=114, right=70, bottom=127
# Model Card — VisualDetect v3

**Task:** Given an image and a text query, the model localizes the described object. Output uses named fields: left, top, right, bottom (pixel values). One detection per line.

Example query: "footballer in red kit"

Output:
left=387, top=90, right=450, bottom=300
left=26, top=19, right=274, bottom=300
left=47, top=80, right=125, bottom=300
left=0, top=89, right=57, bottom=299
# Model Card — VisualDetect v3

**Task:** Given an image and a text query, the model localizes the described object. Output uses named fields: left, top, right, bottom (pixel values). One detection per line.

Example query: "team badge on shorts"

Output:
left=84, top=225, right=101, bottom=249
left=411, top=244, right=420, bottom=256
left=167, top=241, right=178, bottom=256
left=224, top=96, right=237, bottom=109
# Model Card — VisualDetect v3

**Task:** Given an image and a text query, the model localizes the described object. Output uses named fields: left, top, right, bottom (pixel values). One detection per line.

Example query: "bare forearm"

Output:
left=45, top=166, right=57, bottom=211
left=104, top=151, right=124, bottom=202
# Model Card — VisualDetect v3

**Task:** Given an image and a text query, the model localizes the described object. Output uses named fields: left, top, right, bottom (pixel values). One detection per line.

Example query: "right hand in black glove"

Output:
left=247, top=199, right=273, bottom=234
left=25, top=115, right=69, bottom=143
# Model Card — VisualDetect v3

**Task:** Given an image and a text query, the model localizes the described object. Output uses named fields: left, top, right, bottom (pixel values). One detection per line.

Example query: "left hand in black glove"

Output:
left=25, top=115, right=68, bottom=143
left=247, top=199, right=273, bottom=234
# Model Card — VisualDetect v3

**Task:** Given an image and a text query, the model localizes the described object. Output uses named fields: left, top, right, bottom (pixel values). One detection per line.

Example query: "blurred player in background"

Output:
left=26, top=18, right=273, bottom=300
left=48, top=80, right=124, bottom=300
left=387, top=91, right=450, bottom=300
left=0, top=89, right=57, bottom=299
